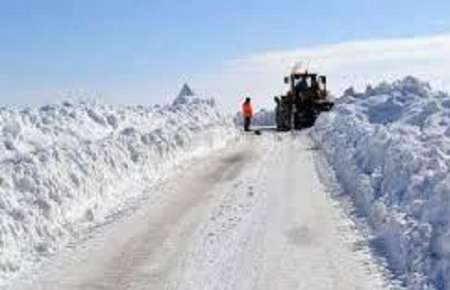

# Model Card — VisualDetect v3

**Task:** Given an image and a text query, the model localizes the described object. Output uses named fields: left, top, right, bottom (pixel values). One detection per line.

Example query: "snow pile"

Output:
left=0, top=96, right=237, bottom=285
left=311, top=77, right=450, bottom=290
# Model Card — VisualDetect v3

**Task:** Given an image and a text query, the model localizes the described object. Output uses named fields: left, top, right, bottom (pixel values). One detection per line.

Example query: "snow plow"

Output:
left=275, top=68, right=334, bottom=130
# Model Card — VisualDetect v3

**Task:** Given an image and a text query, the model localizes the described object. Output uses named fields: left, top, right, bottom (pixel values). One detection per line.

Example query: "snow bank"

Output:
left=311, top=77, right=450, bottom=290
left=0, top=96, right=237, bottom=285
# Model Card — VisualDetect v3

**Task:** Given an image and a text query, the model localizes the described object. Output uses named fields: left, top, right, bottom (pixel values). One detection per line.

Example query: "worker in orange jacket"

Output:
left=242, top=97, right=253, bottom=131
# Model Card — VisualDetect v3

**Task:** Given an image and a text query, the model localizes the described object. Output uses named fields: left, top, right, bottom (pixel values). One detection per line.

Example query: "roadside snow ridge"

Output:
left=312, top=76, right=450, bottom=290
left=0, top=95, right=237, bottom=287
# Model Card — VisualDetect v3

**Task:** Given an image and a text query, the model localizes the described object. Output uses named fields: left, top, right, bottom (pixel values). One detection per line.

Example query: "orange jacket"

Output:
left=242, top=102, right=253, bottom=118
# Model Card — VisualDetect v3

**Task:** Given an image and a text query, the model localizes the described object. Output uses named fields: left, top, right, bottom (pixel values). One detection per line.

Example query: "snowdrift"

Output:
left=0, top=96, right=237, bottom=285
left=312, top=77, right=450, bottom=290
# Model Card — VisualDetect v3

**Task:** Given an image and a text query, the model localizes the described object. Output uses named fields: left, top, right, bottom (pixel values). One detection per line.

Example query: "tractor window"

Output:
left=318, top=81, right=324, bottom=90
left=318, top=76, right=327, bottom=91
left=306, top=77, right=312, bottom=88
left=319, top=81, right=326, bottom=91
left=294, top=78, right=308, bottom=90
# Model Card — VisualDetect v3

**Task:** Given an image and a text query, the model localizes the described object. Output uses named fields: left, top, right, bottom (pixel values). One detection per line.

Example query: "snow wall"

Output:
left=0, top=96, right=238, bottom=285
left=311, top=77, right=450, bottom=290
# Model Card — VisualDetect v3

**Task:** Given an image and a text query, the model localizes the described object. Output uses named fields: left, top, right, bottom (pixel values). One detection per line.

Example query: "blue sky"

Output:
left=0, top=0, right=449, bottom=107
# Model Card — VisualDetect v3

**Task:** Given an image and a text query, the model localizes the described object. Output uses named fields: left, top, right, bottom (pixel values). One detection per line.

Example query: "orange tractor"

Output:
left=275, top=70, right=334, bottom=130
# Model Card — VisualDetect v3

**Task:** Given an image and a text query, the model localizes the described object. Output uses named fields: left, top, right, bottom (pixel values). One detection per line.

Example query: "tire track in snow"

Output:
left=164, top=132, right=397, bottom=290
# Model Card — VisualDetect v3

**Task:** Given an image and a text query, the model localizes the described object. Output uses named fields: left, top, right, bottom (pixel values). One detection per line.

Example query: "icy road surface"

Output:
left=16, top=132, right=395, bottom=290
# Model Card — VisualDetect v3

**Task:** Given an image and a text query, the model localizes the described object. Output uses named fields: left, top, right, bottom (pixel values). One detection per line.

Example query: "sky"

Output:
left=0, top=0, right=449, bottom=110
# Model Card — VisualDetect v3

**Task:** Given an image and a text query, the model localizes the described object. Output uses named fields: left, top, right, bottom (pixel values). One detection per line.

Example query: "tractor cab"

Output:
left=284, top=72, right=328, bottom=100
left=275, top=69, right=333, bottom=131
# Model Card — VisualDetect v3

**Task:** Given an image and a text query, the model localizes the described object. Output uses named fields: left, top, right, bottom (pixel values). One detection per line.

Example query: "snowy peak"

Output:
left=178, top=83, right=195, bottom=98
left=173, top=83, right=196, bottom=106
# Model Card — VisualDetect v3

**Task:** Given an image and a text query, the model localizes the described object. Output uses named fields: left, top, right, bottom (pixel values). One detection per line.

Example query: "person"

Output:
left=241, top=97, right=253, bottom=131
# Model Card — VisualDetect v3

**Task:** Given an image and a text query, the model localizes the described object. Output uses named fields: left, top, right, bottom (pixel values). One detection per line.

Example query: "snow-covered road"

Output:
left=16, top=132, right=396, bottom=290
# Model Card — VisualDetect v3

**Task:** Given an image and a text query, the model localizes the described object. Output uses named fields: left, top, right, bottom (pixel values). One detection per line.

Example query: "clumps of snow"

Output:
left=311, top=76, right=450, bottom=290
left=0, top=96, right=237, bottom=285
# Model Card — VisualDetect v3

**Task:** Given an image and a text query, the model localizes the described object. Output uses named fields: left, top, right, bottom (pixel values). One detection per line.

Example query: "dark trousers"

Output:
left=244, top=117, right=251, bottom=131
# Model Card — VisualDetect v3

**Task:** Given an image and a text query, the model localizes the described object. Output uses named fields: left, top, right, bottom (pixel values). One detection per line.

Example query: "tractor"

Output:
left=275, top=69, right=334, bottom=130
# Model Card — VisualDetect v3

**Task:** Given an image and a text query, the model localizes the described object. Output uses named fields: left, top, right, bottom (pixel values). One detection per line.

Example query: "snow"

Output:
left=13, top=132, right=393, bottom=290
left=0, top=95, right=237, bottom=286
left=165, top=134, right=392, bottom=290
left=5, top=75, right=450, bottom=289
left=311, top=76, right=450, bottom=290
